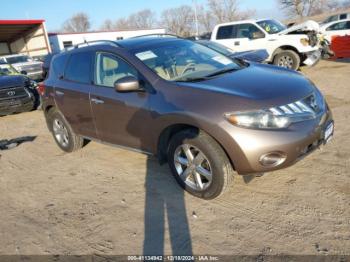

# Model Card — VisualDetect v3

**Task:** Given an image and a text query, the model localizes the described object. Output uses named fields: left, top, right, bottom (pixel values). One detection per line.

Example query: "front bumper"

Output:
left=303, top=50, right=321, bottom=67
left=0, top=96, right=34, bottom=116
left=220, top=109, right=333, bottom=175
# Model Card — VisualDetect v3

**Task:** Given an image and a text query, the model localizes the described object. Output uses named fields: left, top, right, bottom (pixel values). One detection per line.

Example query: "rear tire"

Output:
left=273, top=50, right=300, bottom=70
left=167, top=129, right=234, bottom=200
left=47, top=108, right=84, bottom=152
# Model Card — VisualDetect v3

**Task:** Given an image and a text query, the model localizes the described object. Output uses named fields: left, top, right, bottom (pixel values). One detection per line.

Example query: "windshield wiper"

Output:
left=205, top=67, right=239, bottom=78
left=175, top=77, right=209, bottom=83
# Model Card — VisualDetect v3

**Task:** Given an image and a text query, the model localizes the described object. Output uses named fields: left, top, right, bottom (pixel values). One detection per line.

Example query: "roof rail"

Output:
left=63, top=40, right=121, bottom=51
left=74, top=40, right=121, bottom=49
left=131, top=33, right=181, bottom=39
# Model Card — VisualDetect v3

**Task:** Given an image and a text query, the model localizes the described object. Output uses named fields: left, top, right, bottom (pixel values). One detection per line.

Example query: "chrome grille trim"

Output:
left=269, top=92, right=325, bottom=116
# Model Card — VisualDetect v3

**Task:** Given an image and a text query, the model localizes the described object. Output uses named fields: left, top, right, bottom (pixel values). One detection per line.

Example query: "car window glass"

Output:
left=328, top=21, right=347, bottom=31
left=52, top=54, right=68, bottom=78
left=65, top=52, right=92, bottom=84
left=346, top=21, right=350, bottom=29
left=339, top=14, right=347, bottom=20
left=95, top=53, right=138, bottom=87
left=216, top=25, right=237, bottom=39
left=237, top=23, right=262, bottom=38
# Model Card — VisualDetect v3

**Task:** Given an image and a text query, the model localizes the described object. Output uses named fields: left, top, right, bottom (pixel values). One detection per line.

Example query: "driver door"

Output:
left=90, top=52, right=153, bottom=151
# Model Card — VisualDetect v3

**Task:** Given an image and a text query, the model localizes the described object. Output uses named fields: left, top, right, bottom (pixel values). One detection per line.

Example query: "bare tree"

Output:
left=100, top=19, right=114, bottom=30
left=197, top=5, right=215, bottom=33
left=114, top=18, right=133, bottom=30
left=278, top=0, right=333, bottom=17
left=160, top=5, right=195, bottom=37
left=62, top=12, right=91, bottom=33
left=206, top=0, right=255, bottom=24
left=128, top=9, right=157, bottom=29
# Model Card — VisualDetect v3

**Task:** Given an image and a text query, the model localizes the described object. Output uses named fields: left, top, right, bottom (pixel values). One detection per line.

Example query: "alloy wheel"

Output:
left=174, top=144, right=213, bottom=191
left=278, top=55, right=294, bottom=69
left=53, top=119, right=69, bottom=147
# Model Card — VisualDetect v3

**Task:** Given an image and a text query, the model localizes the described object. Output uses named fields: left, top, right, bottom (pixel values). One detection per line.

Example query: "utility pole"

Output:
left=193, top=0, right=200, bottom=38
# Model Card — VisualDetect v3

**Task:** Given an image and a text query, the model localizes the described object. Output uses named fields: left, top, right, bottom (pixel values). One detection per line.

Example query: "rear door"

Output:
left=90, top=51, right=153, bottom=152
left=54, top=51, right=97, bottom=138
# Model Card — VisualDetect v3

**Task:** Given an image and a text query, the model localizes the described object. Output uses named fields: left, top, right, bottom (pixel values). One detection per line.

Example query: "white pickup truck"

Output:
left=211, top=19, right=321, bottom=70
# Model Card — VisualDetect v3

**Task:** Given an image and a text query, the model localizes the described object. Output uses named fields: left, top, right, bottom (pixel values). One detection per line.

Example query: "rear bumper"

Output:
left=219, top=109, right=333, bottom=175
left=0, top=96, right=34, bottom=116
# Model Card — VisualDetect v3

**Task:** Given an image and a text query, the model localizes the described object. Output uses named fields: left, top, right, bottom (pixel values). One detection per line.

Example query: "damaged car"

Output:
left=211, top=19, right=323, bottom=70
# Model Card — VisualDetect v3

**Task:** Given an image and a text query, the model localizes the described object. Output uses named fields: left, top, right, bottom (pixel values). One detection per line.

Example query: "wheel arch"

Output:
left=156, top=123, right=236, bottom=171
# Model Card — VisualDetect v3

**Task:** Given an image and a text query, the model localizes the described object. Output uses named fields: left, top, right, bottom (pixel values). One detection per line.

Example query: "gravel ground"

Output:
left=0, top=59, right=349, bottom=257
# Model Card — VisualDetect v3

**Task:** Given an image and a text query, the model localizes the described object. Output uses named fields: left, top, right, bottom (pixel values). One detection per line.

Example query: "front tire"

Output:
left=47, top=109, right=84, bottom=152
left=167, top=129, right=234, bottom=200
left=273, top=50, right=300, bottom=70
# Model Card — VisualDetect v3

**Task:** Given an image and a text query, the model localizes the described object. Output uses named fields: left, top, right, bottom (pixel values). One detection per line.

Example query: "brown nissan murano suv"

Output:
left=40, top=36, right=334, bottom=199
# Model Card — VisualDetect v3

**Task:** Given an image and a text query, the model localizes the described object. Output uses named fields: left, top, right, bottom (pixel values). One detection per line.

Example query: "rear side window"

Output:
left=64, top=52, right=93, bottom=84
left=51, top=54, right=68, bottom=78
left=327, top=21, right=347, bottom=31
left=216, top=25, right=237, bottom=39
left=339, top=14, right=347, bottom=20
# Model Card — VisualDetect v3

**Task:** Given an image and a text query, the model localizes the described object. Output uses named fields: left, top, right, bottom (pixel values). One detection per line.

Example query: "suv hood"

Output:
left=279, top=20, right=320, bottom=34
left=0, top=75, right=28, bottom=89
left=179, top=64, right=315, bottom=109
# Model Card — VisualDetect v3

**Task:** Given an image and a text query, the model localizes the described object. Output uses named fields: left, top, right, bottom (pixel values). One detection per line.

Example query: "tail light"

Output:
left=37, top=82, right=46, bottom=96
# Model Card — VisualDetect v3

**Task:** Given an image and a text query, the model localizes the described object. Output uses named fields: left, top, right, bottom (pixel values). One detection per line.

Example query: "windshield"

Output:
left=6, top=55, right=32, bottom=64
left=198, top=41, right=234, bottom=57
left=257, top=19, right=286, bottom=34
left=134, top=41, right=241, bottom=82
left=0, top=65, right=19, bottom=76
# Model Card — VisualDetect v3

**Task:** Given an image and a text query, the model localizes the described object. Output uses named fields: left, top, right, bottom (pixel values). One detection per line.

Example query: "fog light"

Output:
left=259, top=152, right=286, bottom=167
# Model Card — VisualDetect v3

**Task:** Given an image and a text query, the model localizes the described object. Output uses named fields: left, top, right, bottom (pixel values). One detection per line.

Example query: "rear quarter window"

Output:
left=51, top=54, right=68, bottom=78
left=64, top=52, right=93, bottom=84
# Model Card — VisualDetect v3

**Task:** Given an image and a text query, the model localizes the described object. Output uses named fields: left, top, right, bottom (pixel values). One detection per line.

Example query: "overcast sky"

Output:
left=1, top=0, right=282, bottom=31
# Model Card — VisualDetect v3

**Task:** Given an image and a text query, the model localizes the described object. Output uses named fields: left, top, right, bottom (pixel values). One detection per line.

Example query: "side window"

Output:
left=237, top=23, right=263, bottom=39
left=52, top=54, right=68, bottom=78
left=346, top=21, right=350, bottom=30
left=65, top=52, right=93, bottom=84
left=95, top=53, right=138, bottom=88
left=339, top=14, right=347, bottom=20
left=216, top=25, right=237, bottom=40
left=327, top=21, right=347, bottom=31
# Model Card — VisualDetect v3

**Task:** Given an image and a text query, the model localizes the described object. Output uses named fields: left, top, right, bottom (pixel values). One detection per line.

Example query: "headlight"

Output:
left=300, top=38, right=309, bottom=46
left=225, top=92, right=325, bottom=129
left=225, top=111, right=291, bottom=129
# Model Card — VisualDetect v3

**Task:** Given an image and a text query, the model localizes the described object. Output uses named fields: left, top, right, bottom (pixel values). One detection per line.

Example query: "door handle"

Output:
left=234, top=41, right=240, bottom=46
left=91, top=98, right=105, bottom=104
left=55, top=90, right=64, bottom=96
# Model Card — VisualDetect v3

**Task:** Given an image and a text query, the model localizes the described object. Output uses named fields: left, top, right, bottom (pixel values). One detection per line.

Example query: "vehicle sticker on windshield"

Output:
left=135, top=51, right=157, bottom=61
left=212, top=56, right=233, bottom=65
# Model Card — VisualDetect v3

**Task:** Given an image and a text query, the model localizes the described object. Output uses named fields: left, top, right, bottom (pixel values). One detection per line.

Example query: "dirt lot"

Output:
left=0, top=59, right=349, bottom=257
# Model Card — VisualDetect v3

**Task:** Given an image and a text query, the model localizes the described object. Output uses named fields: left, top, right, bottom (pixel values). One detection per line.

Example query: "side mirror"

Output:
left=114, top=76, right=142, bottom=92
left=20, top=70, right=27, bottom=75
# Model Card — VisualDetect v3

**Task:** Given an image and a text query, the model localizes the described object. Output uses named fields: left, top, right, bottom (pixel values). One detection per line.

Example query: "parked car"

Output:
left=0, top=74, right=39, bottom=116
left=320, top=19, right=350, bottom=58
left=322, top=13, right=350, bottom=24
left=211, top=19, right=322, bottom=70
left=0, top=54, right=43, bottom=81
left=197, top=40, right=269, bottom=63
left=320, top=19, right=350, bottom=41
left=41, top=38, right=333, bottom=199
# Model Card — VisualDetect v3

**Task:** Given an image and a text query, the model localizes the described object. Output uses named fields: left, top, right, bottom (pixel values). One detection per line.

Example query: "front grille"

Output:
left=0, top=86, right=29, bottom=101
left=268, top=92, right=325, bottom=116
